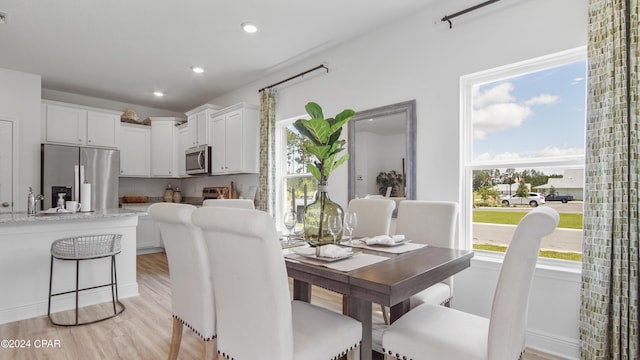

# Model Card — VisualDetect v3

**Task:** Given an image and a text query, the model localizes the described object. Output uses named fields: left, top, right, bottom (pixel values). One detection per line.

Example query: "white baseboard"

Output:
left=527, top=327, right=580, bottom=359
left=0, top=283, right=139, bottom=325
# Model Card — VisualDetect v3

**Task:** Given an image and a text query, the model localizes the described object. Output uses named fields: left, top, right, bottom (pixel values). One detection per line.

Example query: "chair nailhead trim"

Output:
left=172, top=315, right=215, bottom=341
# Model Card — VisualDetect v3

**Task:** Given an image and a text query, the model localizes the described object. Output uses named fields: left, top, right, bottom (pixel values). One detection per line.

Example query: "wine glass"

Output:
left=344, top=211, right=357, bottom=245
left=283, top=211, right=297, bottom=244
left=327, top=214, right=342, bottom=245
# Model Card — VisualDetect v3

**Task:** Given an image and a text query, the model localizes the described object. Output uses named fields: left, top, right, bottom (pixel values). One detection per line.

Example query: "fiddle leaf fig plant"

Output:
left=293, top=102, right=355, bottom=184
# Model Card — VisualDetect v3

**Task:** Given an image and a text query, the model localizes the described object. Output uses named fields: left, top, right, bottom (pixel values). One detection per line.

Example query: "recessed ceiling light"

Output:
left=241, top=22, right=258, bottom=34
left=153, top=91, right=164, bottom=97
left=191, top=66, right=204, bottom=74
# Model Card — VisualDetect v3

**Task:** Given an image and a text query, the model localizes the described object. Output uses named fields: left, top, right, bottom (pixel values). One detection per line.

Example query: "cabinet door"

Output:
left=45, top=104, right=86, bottom=145
left=187, top=114, right=198, bottom=147
left=196, top=110, right=208, bottom=145
left=119, top=125, right=150, bottom=176
left=224, top=109, right=244, bottom=173
left=211, top=114, right=227, bottom=174
left=177, top=127, right=189, bottom=177
left=151, top=121, right=176, bottom=176
left=87, top=111, right=119, bottom=148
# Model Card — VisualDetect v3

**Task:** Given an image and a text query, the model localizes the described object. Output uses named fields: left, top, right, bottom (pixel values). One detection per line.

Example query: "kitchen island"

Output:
left=0, top=209, right=141, bottom=324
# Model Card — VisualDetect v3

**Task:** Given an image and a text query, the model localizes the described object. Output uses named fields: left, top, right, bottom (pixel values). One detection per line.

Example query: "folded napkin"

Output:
left=364, top=234, right=405, bottom=245
left=318, top=244, right=353, bottom=258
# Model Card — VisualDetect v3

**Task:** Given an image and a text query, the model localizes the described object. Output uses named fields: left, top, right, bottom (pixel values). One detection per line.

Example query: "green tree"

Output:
left=516, top=180, right=529, bottom=197
left=478, top=184, right=500, bottom=201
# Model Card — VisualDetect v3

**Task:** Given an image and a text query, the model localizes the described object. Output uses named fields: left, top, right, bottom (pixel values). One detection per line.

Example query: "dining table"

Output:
left=284, top=242, right=474, bottom=360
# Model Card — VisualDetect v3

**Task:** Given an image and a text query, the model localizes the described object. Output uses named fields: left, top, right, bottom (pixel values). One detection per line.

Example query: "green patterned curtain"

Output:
left=581, top=0, right=640, bottom=358
left=257, top=89, right=277, bottom=216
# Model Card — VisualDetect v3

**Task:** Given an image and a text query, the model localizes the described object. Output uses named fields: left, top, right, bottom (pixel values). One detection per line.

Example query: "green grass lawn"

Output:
left=473, top=243, right=582, bottom=262
left=473, top=210, right=582, bottom=229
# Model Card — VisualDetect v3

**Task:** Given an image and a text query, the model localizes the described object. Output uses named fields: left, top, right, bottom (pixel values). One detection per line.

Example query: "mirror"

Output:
left=348, top=100, right=416, bottom=202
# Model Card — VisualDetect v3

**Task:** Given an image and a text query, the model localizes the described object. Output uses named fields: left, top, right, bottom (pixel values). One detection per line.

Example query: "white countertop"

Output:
left=0, top=208, right=143, bottom=224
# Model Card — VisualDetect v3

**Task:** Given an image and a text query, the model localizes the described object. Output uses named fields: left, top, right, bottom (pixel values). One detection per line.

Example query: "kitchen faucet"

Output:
left=27, top=187, right=44, bottom=216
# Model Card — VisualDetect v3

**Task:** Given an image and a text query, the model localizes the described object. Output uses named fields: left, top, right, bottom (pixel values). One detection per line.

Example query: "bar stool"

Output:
left=47, top=234, right=125, bottom=326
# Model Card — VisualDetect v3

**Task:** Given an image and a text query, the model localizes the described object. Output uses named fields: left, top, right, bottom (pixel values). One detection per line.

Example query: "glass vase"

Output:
left=303, top=184, right=344, bottom=247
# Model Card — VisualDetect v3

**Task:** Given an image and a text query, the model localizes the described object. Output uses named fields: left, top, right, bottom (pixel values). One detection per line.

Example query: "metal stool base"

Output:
left=48, top=252, right=125, bottom=327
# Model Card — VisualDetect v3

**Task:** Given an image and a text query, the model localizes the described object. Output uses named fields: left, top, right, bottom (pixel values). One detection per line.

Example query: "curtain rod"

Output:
left=258, top=64, right=329, bottom=93
left=441, top=0, right=501, bottom=28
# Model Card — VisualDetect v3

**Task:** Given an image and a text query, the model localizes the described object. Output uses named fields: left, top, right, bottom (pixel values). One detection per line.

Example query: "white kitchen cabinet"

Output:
left=185, top=104, right=220, bottom=148
left=120, top=204, right=163, bottom=252
left=42, top=101, right=120, bottom=148
left=151, top=117, right=181, bottom=177
left=136, top=214, right=163, bottom=252
left=87, top=111, right=120, bottom=148
left=119, top=124, right=151, bottom=177
left=177, top=125, right=189, bottom=177
left=208, top=103, right=259, bottom=175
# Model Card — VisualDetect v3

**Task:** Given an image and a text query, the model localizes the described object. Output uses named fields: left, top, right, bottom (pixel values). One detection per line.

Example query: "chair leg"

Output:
left=201, top=338, right=210, bottom=360
left=168, top=318, right=183, bottom=360
left=211, top=338, right=218, bottom=359
left=384, top=353, right=396, bottom=360
left=346, top=346, right=360, bottom=360
left=381, top=304, right=390, bottom=325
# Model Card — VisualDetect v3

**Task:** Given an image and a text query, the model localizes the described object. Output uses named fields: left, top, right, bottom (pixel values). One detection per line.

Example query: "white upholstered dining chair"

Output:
left=191, top=206, right=362, bottom=360
left=347, top=198, right=396, bottom=238
left=382, top=206, right=560, bottom=360
left=202, top=198, right=255, bottom=209
left=395, top=200, right=459, bottom=308
left=148, top=203, right=216, bottom=360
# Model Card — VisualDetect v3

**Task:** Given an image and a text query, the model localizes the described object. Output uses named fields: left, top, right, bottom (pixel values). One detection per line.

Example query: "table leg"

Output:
left=347, top=296, right=372, bottom=360
left=389, top=299, right=410, bottom=323
left=292, top=279, right=311, bottom=302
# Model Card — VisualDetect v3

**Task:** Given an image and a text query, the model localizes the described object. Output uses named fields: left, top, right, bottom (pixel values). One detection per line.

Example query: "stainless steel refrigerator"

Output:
left=41, top=144, right=119, bottom=211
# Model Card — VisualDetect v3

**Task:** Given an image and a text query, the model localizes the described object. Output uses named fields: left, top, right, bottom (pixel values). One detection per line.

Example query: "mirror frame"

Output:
left=348, top=100, right=417, bottom=201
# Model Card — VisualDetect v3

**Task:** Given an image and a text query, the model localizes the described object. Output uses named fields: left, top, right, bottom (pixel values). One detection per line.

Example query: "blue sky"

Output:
left=472, top=61, right=587, bottom=162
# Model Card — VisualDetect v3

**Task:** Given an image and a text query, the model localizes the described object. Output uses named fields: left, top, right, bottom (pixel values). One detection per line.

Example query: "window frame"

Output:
left=459, top=46, right=586, bottom=270
left=275, top=114, right=313, bottom=230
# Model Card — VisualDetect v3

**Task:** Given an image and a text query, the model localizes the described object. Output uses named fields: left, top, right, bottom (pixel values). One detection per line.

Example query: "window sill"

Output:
left=471, top=250, right=581, bottom=282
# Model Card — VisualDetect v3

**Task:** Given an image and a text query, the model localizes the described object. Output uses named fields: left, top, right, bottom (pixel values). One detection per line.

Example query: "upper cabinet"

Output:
left=184, top=104, right=221, bottom=148
left=208, top=103, right=259, bottom=175
left=150, top=117, right=182, bottom=177
left=42, top=101, right=120, bottom=148
left=176, top=125, right=189, bottom=177
left=119, top=124, right=151, bottom=177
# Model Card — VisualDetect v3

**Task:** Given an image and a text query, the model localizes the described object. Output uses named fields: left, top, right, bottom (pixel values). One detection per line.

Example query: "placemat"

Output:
left=285, top=252, right=389, bottom=272
left=343, top=241, right=426, bottom=254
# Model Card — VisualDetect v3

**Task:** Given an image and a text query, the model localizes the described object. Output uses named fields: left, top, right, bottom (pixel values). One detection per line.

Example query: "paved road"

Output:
left=473, top=202, right=583, bottom=253
left=473, top=223, right=583, bottom=252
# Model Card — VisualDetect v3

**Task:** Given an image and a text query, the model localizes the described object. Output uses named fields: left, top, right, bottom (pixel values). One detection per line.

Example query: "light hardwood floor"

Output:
left=0, top=253, right=563, bottom=359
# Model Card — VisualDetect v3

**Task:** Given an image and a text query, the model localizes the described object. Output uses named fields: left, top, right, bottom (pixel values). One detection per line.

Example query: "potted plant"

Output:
left=293, top=102, right=354, bottom=247
left=376, top=170, right=404, bottom=197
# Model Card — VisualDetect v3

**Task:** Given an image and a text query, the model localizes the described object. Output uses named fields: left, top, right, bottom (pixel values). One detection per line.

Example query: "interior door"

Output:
left=0, top=120, right=13, bottom=213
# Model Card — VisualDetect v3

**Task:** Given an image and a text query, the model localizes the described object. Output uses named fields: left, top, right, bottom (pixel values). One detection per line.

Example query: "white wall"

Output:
left=0, top=68, right=42, bottom=212
left=208, top=0, right=586, bottom=357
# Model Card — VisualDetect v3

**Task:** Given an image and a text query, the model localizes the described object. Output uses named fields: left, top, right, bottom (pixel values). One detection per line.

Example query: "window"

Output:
left=461, top=47, right=586, bottom=263
left=275, top=117, right=317, bottom=229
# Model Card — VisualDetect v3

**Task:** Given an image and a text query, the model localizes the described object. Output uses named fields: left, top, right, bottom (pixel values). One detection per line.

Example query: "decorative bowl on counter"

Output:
left=122, top=195, right=149, bottom=203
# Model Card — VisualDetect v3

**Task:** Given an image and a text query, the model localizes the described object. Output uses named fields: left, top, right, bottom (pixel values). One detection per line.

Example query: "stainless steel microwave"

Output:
left=185, top=145, right=211, bottom=175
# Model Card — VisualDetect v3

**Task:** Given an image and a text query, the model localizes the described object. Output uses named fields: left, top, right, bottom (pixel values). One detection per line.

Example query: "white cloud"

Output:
left=473, top=82, right=514, bottom=109
left=473, top=82, right=559, bottom=140
left=524, top=94, right=559, bottom=106
left=473, top=103, right=531, bottom=140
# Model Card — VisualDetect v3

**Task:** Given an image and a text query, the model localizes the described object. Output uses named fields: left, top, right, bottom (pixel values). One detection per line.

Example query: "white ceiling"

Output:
left=0, top=0, right=438, bottom=113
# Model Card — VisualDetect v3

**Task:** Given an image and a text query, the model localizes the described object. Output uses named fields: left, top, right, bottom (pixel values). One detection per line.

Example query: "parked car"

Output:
left=500, top=192, right=546, bottom=207
left=545, top=194, right=574, bottom=203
